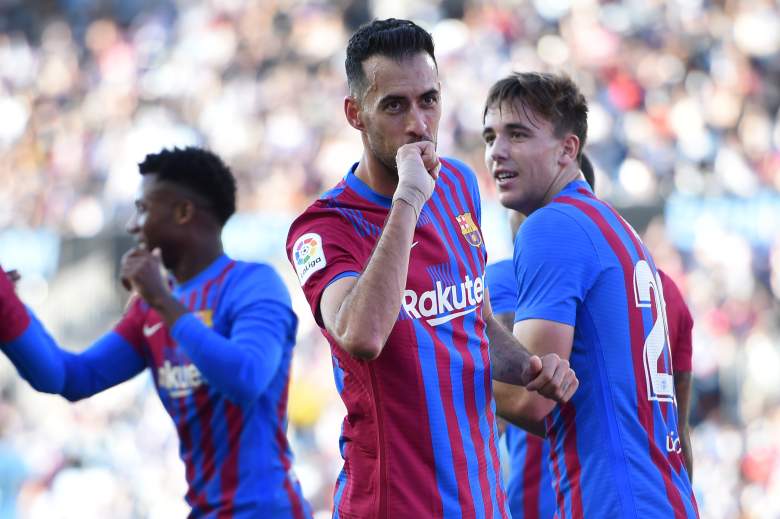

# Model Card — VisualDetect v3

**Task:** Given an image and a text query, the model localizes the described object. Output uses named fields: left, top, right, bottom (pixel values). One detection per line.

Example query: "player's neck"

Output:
left=541, top=164, right=582, bottom=208
left=354, top=152, right=397, bottom=198
left=171, top=241, right=224, bottom=283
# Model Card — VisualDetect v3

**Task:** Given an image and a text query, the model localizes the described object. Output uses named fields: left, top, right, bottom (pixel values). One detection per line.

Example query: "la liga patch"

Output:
left=293, top=233, right=326, bottom=285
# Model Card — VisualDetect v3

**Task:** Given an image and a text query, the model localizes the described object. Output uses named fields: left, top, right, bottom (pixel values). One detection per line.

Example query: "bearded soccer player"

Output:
left=487, top=156, right=696, bottom=517
left=286, top=19, right=577, bottom=519
left=0, top=147, right=310, bottom=518
left=482, top=72, right=698, bottom=517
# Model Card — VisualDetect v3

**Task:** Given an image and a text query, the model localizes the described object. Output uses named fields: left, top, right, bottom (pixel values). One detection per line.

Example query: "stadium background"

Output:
left=0, top=0, right=778, bottom=517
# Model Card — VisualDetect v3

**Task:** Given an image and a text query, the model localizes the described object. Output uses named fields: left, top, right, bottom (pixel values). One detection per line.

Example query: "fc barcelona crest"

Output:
left=195, top=309, right=213, bottom=328
left=456, top=212, right=482, bottom=247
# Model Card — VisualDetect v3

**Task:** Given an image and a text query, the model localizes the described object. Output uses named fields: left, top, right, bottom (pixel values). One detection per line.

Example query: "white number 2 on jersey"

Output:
left=633, top=260, right=675, bottom=402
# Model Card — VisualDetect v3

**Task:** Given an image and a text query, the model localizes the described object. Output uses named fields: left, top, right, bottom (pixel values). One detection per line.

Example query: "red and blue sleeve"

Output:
left=1, top=299, right=147, bottom=401
left=659, top=271, right=693, bottom=373
left=170, top=264, right=297, bottom=406
left=286, top=210, right=365, bottom=326
left=514, top=208, right=600, bottom=326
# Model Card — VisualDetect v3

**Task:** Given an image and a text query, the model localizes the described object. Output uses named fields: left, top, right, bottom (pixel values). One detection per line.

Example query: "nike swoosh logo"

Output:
left=143, top=322, right=164, bottom=337
left=411, top=241, right=419, bottom=249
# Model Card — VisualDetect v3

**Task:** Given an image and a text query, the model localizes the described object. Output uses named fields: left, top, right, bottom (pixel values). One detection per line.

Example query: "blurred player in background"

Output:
left=482, top=72, right=698, bottom=517
left=286, top=19, right=577, bottom=519
left=488, top=155, right=696, bottom=517
left=0, top=147, right=310, bottom=518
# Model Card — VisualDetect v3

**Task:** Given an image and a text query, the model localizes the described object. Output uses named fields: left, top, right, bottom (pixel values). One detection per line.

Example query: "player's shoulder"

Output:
left=486, top=258, right=514, bottom=278
left=440, top=156, right=474, bottom=175
left=517, top=203, right=602, bottom=268
left=658, top=269, right=687, bottom=309
left=523, top=201, right=590, bottom=238
left=440, top=156, right=478, bottom=184
left=223, top=259, right=291, bottom=303
left=287, top=182, right=355, bottom=242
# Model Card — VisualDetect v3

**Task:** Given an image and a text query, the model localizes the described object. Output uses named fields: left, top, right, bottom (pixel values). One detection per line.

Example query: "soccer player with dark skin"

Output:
left=0, top=147, right=310, bottom=518
left=287, top=19, right=577, bottom=518
left=482, top=72, right=697, bottom=517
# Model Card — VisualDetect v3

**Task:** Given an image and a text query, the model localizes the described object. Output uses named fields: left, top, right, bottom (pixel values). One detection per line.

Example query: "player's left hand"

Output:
left=5, top=269, right=21, bottom=289
left=523, top=353, right=579, bottom=403
left=0, top=264, right=30, bottom=342
left=120, top=247, right=171, bottom=306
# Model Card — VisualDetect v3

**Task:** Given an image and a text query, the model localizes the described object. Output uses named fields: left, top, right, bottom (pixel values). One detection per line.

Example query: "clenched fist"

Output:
left=393, top=141, right=441, bottom=219
left=522, top=353, right=579, bottom=404
left=120, top=247, right=170, bottom=306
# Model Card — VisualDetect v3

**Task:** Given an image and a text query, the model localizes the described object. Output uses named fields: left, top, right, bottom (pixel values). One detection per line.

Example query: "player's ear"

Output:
left=344, top=95, right=365, bottom=131
left=558, top=134, right=579, bottom=167
left=174, top=199, right=195, bottom=224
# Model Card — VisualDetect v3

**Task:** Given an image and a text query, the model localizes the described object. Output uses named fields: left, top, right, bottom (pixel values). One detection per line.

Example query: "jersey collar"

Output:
left=173, top=254, right=232, bottom=293
left=344, top=163, right=393, bottom=209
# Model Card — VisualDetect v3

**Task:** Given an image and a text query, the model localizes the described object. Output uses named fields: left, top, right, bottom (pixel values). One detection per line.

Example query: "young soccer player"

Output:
left=488, top=156, right=696, bottom=517
left=1, top=147, right=310, bottom=518
left=483, top=72, right=698, bottom=517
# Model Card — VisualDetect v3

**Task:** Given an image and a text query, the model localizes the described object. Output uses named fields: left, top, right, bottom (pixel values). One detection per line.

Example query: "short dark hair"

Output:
left=580, top=153, right=596, bottom=190
left=484, top=72, right=588, bottom=162
left=345, top=18, right=436, bottom=100
left=138, top=147, right=236, bottom=225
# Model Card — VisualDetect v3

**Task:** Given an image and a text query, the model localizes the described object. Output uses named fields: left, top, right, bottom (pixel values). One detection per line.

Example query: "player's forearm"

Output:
left=674, top=372, right=693, bottom=477
left=333, top=200, right=417, bottom=360
left=1, top=311, right=66, bottom=394
left=171, top=312, right=286, bottom=404
left=3, top=314, right=142, bottom=401
left=486, top=314, right=533, bottom=385
left=493, top=381, right=551, bottom=436
left=680, top=427, right=693, bottom=479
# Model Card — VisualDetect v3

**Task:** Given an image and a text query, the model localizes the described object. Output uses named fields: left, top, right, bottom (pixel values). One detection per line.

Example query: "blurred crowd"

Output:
left=0, top=0, right=779, bottom=517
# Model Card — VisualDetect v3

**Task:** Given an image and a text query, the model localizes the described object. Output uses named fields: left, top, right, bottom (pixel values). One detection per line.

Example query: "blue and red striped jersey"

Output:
left=488, top=258, right=696, bottom=518
left=286, top=159, right=509, bottom=519
left=513, top=180, right=698, bottom=518
left=658, top=271, right=694, bottom=373
left=486, top=259, right=557, bottom=519
left=115, top=255, right=309, bottom=518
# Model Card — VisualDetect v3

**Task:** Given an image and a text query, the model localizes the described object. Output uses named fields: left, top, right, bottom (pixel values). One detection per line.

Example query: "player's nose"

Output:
left=406, top=106, right=430, bottom=140
left=489, top=134, right=510, bottom=162
left=125, top=212, right=140, bottom=235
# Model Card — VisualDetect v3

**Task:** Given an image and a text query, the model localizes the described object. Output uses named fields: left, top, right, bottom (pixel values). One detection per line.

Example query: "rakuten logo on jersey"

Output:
left=402, top=274, right=485, bottom=326
left=158, top=360, right=204, bottom=398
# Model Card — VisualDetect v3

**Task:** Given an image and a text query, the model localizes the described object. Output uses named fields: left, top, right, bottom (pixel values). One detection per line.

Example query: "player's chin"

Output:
left=496, top=189, right=521, bottom=211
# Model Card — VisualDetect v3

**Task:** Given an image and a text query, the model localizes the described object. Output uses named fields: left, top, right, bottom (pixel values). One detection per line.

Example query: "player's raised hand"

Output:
left=5, top=269, right=20, bottom=289
left=0, top=265, right=30, bottom=342
left=522, top=353, right=579, bottom=404
left=120, top=247, right=170, bottom=305
left=393, top=141, right=441, bottom=218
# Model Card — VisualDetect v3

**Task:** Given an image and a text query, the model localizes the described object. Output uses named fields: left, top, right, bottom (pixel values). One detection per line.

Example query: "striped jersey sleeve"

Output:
left=286, top=203, right=368, bottom=326
left=658, top=270, right=693, bottom=373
